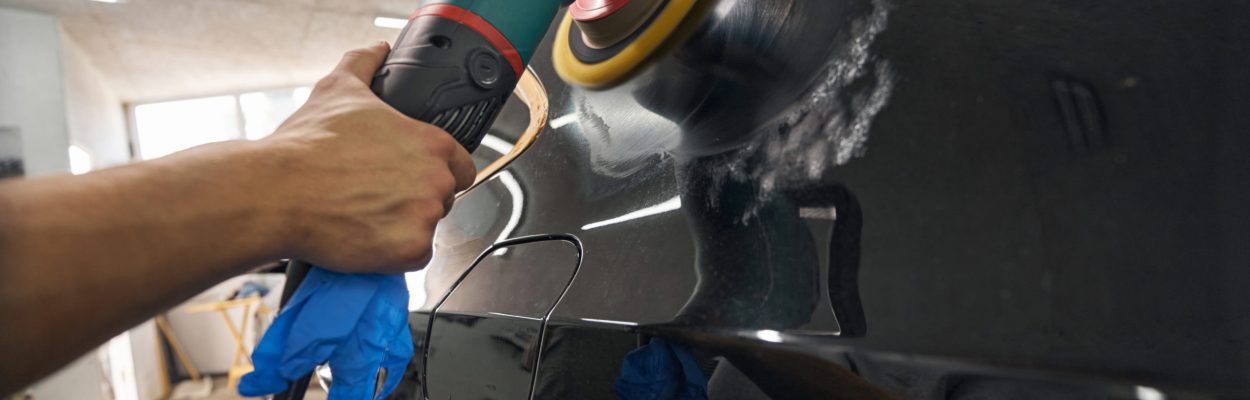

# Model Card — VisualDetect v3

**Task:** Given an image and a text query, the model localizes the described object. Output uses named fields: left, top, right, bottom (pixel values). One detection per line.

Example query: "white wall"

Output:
left=0, top=8, right=105, bottom=399
left=166, top=273, right=285, bottom=376
left=60, top=34, right=130, bottom=168
left=127, top=321, right=163, bottom=400
left=0, top=7, right=70, bottom=176
left=27, top=355, right=109, bottom=400
left=2, top=7, right=154, bottom=400
left=59, top=27, right=162, bottom=400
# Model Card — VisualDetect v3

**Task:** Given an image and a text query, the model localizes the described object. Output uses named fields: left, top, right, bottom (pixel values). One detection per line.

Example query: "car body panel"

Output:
left=390, top=0, right=1250, bottom=398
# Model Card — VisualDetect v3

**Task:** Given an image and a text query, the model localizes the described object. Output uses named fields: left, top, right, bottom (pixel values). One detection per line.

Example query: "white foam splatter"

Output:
left=713, top=0, right=896, bottom=222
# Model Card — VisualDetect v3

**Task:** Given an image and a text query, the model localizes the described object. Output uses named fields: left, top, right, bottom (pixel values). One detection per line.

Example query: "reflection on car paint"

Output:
left=423, top=237, right=581, bottom=399
left=390, top=0, right=1250, bottom=397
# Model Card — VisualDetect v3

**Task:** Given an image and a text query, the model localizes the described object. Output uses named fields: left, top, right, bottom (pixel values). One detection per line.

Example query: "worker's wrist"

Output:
left=184, top=139, right=300, bottom=264
left=246, top=139, right=305, bottom=261
left=233, top=137, right=312, bottom=261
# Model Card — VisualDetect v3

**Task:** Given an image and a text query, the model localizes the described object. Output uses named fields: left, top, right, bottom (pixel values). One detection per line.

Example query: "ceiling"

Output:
left=0, top=0, right=415, bottom=103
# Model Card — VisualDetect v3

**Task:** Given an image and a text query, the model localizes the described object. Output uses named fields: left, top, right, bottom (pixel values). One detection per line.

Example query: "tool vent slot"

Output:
left=430, top=97, right=502, bottom=147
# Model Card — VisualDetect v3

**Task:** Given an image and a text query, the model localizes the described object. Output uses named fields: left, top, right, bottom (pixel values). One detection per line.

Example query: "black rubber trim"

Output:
left=567, top=0, right=673, bottom=64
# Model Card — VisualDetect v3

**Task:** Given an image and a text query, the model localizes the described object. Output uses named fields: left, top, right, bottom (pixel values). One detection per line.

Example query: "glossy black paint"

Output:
left=392, top=0, right=1250, bottom=398
left=425, top=236, right=581, bottom=399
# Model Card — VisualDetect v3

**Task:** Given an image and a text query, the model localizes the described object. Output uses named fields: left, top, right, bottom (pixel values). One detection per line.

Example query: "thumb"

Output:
left=333, top=41, right=391, bottom=84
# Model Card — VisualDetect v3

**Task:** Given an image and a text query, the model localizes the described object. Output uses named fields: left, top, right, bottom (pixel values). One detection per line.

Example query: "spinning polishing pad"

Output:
left=554, top=0, right=699, bottom=88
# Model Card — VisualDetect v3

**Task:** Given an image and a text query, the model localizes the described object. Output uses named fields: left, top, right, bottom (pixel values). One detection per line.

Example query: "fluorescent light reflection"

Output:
left=374, top=16, right=408, bottom=29
left=580, top=318, right=638, bottom=327
left=582, top=196, right=681, bottom=231
left=1135, top=386, right=1165, bottom=400
left=479, top=134, right=515, bottom=155
left=491, top=171, right=524, bottom=255
left=550, top=114, right=579, bottom=129
left=405, top=268, right=428, bottom=311
left=488, top=312, right=543, bottom=321
left=475, top=134, right=523, bottom=255
left=755, top=330, right=784, bottom=343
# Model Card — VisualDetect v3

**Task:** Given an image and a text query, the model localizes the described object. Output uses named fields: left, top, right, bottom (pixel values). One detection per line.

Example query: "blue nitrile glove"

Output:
left=239, top=267, right=413, bottom=400
left=614, top=338, right=709, bottom=400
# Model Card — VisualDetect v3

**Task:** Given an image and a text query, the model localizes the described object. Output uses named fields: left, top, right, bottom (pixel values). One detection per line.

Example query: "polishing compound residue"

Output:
left=572, top=82, right=682, bottom=183
left=708, top=0, right=896, bottom=222
left=565, top=0, right=896, bottom=219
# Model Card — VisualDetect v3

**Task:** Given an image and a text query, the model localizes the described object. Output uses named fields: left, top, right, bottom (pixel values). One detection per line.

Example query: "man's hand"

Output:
left=0, top=43, right=476, bottom=394
left=258, top=42, right=476, bottom=274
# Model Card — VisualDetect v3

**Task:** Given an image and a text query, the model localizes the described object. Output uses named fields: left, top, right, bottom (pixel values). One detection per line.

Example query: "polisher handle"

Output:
left=370, top=13, right=518, bottom=153
left=370, top=2, right=563, bottom=152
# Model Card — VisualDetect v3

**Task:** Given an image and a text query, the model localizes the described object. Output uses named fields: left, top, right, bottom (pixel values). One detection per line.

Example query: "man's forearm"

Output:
left=0, top=43, right=477, bottom=394
left=0, top=140, right=286, bottom=393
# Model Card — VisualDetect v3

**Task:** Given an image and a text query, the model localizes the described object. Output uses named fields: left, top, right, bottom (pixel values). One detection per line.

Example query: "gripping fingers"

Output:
left=443, top=195, right=456, bottom=217
left=334, top=42, right=392, bottom=84
left=448, top=146, right=477, bottom=192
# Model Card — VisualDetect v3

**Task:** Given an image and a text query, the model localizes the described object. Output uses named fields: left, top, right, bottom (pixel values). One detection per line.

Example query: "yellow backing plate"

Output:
left=554, top=0, right=698, bottom=88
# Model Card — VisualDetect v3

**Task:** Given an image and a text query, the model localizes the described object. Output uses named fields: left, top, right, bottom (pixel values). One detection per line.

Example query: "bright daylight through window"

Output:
left=132, top=87, right=310, bottom=160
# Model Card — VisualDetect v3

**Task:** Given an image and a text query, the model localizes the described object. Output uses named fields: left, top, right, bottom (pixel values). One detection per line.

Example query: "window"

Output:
left=68, top=144, right=92, bottom=175
left=240, top=87, right=311, bottom=140
left=131, top=87, right=310, bottom=160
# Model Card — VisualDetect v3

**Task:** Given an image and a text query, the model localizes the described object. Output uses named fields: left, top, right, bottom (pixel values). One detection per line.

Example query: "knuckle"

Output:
left=431, top=170, right=457, bottom=195
left=395, top=240, right=432, bottom=266
left=340, top=48, right=374, bottom=66
left=454, top=160, right=476, bottom=187
left=414, top=252, right=435, bottom=269
left=418, top=198, right=448, bottom=222
left=317, top=71, right=369, bottom=93
left=343, top=48, right=369, bottom=58
left=316, top=73, right=340, bottom=87
left=313, top=74, right=344, bottom=92
left=426, top=136, right=457, bottom=158
left=443, top=198, right=457, bottom=218
left=413, top=119, right=449, bottom=135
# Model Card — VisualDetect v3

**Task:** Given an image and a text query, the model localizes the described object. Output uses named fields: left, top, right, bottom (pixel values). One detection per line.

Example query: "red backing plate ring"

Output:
left=411, top=4, right=524, bottom=77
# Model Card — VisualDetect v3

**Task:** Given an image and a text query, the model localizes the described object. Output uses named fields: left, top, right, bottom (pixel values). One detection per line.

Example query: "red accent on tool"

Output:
left=570, top=0, right=633, bottom=22
left=411, top=4, right=524, bottom=77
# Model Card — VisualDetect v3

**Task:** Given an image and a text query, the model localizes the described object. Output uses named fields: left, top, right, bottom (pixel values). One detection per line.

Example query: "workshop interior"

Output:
left=2, top=0, right=1250, bottom=398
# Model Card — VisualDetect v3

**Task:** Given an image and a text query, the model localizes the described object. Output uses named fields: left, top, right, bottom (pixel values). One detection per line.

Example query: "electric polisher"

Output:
left=373, top=0, right=701, bottom=148
left=245, top=1, right=703, bottom=399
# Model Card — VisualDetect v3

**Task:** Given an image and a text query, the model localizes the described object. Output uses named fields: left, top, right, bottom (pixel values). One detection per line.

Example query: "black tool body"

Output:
left=371, top=15, right=518, bottom=153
